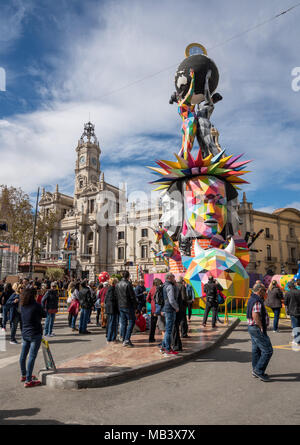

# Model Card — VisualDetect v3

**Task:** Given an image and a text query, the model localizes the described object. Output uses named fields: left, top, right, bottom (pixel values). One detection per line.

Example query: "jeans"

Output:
left=271, top=308, right=281, bottom=331
left=44, top=312, right=56, bottom=335
left=203, top=301, right=218, bottom=326
left=119, top=308, right=135, bottom=342
left=10, top=314, right=21, bottom=341
left=87, top=308, right=92, bottom=324
left=71, top=314, right=78, bottom=329
left=248, top=325, right=273, bottom=375
left=290, top=315, right=300, bottom=344
left=107, top=314, right=118, bottom=341
left=2, top=304, right=9, bottom=329
left=162, top=311, right=177, bottom=352
left=19, top=334, right=42, bottom=382
left=79, top=308, right=89, bottom=333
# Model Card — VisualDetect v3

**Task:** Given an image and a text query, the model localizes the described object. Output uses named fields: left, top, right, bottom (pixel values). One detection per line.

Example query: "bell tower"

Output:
left=75, top=121, right=101, bottom=197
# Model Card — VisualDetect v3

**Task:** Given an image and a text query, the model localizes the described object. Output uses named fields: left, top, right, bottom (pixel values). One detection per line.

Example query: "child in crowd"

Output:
left=141, top=307, right=150, bottom=331
left=132, top=309, right=146, bottom=333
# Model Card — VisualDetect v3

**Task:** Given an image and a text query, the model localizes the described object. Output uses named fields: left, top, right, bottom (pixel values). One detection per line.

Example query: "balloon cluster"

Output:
left=98, top=271, right=110, bottom=283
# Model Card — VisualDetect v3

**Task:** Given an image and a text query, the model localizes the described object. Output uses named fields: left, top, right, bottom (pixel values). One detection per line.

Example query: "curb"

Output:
left=40, top=318, right=240, bottom=390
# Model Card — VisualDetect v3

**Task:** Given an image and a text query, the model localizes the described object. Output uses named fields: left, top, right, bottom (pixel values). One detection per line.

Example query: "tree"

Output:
left=0, top=185, right=58, bottom=261
left=46, top=267, right=64, bottom=281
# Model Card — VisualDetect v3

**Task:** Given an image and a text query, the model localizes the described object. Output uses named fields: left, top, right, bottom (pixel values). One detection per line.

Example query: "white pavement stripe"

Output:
left=0, top=355, right=20, bottom=369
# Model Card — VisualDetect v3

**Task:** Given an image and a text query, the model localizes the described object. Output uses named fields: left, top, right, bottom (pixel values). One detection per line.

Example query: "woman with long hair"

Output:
left=19, top=287, right=46, bottom=387
left=68, top=282, right=80, bottom=332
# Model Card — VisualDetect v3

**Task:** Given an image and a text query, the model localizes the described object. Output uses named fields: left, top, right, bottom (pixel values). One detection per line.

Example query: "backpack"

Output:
left=154, top=285, right=164, bottom=307
left=154, top=285, right=164, bottom=314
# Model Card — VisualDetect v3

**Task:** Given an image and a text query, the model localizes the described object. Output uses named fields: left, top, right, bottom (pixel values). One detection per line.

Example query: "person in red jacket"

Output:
left=133, top=309, right=146, bottom=333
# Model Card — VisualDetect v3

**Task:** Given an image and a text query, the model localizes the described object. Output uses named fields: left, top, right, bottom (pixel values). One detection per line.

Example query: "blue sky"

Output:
left=0, top=0, right=300, bottom=212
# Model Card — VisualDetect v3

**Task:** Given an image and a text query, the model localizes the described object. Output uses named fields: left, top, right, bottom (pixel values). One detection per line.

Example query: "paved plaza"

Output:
left=0, top=314, right=299, bottom=425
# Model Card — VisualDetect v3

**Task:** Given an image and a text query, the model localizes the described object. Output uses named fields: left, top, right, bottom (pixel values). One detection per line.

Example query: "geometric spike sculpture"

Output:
left=182, top=246, right=249, bottom=305
left=148, top=149, right=251, bottom=193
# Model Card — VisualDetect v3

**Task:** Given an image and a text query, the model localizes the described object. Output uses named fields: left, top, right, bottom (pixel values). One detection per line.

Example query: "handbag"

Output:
left=67, top=290, right=72, bottom=304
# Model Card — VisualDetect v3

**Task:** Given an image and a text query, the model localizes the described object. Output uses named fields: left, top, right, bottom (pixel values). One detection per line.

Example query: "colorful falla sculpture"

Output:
left=148, top=43, right=252, bottom=305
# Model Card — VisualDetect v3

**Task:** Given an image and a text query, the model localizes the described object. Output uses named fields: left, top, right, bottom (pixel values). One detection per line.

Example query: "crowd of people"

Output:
left=0, top=271, right=299, bottom=386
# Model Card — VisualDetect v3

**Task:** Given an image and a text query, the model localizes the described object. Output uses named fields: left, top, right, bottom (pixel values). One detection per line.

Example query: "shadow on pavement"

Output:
left=268, top=373, right=300, bottom=382
left=193, top=347, right=252, bottom=363
left=56, top=365, right=131, bottom=374
left=46, top=339, right=92, bottom=344
left=0, top=408, right=64, bottom=425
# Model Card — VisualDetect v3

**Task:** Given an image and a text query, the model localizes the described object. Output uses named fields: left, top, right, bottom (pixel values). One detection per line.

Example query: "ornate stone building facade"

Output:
left=36, top=122, right=166, bottom=280
left=28, top=122, right=300, bottom=281
left=239, top=193, right=300, bottom=276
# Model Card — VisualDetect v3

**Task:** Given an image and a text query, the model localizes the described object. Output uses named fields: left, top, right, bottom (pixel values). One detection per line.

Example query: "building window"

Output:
left=87, top=232, right=94, bottom=242
left=118, top=231, right=125, bottom=240
left=267, top=245, right=271, bottom=260
left=79, top=179, right=84, bottom=189
left=89, top=199, right=95, bottom=213
left=289, top=227, right=295, bottom=238
left=265, top=228, right=270, bottom=238
left=88, top=246, right=93, bottom=255
left=291, top=247, right=296, bottom=261
left=118, top=247, right=124, bottom=260
left=141, top=245, right=148, bottom=259
left=141, top=228, right=148, bottom=238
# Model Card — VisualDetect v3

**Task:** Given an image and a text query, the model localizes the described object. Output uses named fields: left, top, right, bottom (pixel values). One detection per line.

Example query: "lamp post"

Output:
left=29, top=187, right=40, bottom=280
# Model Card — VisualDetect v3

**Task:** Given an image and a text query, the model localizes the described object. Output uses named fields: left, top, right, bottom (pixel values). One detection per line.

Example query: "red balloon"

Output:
left=98, top=271, right=110, bottom=283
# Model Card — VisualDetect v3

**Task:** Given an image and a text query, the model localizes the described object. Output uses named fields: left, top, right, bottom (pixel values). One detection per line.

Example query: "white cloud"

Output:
left=0, top=0, right=300, bottom=207
left=255, top=205, right=276, bottom=213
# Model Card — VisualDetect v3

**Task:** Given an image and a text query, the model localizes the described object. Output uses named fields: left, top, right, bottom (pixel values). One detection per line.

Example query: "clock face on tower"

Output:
left=79, top=155, right=85, bottom=164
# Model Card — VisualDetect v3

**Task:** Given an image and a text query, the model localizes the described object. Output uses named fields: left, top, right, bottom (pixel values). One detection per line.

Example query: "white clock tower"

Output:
left=75, top=121, right=101, bottom=198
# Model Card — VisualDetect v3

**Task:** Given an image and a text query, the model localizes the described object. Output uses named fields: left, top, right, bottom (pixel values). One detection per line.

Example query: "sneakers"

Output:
left=123, top=340, right=134, bottom=347
left=9, top=340, right=18, bottom=344
left=21, top=375, right=38, bottom=382
left=49, top=333, right=55, bottom=337
left=162, top=350, right=179, bottom=357
left=252, top=370, right=270, bottom=382
left=24, top=380, right=42, bottom=388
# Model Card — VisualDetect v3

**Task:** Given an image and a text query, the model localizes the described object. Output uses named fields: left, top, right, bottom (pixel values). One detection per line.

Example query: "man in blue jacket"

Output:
left=161, top=273, right=179, bottom=357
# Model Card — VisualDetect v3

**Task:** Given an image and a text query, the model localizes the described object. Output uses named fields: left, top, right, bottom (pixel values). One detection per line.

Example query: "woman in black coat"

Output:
left=266, top=280, right=283, bottom=332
